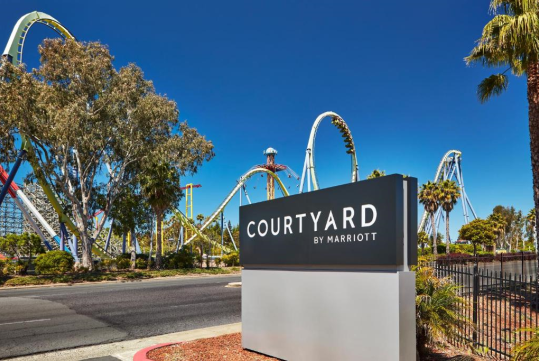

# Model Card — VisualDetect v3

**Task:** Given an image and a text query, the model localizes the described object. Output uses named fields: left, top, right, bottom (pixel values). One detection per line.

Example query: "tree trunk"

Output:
left=431, top=213, right=438, bottom=257
left=155, top=212, right=163, bottom=269
left=147, top=235, right=153, bottom=270
left=527, top=62, right=539, bottom=280
left=130, top=230, right=136, bottom=270
left=80, top=233, right=93, bottom=270
left=445, top=210, right=450, bottom=254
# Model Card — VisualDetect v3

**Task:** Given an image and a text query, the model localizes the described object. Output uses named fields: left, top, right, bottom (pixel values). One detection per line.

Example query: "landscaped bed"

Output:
left=0, top=267, right=240, bottom=287
left=146, top=333, right=277, bottom=361
left=145, top=333, right=485, bottom=361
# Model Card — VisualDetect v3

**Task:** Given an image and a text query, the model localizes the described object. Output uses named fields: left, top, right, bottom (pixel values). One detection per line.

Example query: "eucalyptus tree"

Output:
left=465, top=0, right=539, bottom=255
left=419, top=181, right=441, bottom=256
left=0, top=39, right=213, bottom=269
left=438, top=180, right=461, bottom=254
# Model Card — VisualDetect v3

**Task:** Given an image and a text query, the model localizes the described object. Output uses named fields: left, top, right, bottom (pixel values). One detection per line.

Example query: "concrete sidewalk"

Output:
left=7, top=323, right=242, bottom=361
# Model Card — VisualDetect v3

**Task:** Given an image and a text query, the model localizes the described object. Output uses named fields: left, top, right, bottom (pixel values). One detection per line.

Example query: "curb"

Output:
left=133, top=342, right=176, bottom=361
left=0, top=272, right=241, bottom=290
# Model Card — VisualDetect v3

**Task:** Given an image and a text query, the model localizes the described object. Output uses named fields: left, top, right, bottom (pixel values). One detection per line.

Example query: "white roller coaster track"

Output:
left=184, top=167, right=289, bottom=247
left=300, top=111, right=359, bottom=192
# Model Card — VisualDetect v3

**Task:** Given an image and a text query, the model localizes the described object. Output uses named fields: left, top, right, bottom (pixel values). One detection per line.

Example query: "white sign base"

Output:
left=242, top=269, right=415, bottom=361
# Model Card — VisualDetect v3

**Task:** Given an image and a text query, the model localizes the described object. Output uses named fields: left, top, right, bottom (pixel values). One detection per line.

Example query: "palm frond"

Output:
left=490, top=0, right=539, bottom=16
left=477, top=73, right=509, bottom=103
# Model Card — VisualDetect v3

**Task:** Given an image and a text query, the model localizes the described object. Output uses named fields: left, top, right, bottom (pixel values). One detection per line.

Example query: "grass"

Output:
left=0, top=267, right=241, bottom=287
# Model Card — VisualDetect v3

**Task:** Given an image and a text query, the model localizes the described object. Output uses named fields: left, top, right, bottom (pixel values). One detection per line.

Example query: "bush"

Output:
left=34, top=251, right=74, bottom=275
left=135, top=258, right=147, bottom=269
left=164, top=249, right=195, bottom=269
left=116, top=258, right=131, bottom=270
left=101, top=259, right=116, bottom=271
left=415, top=264, right=468, bottom=357
left=514, top=328, right=539, bottom=360
left=222, top=251, right=239, bottom=267
left=449, top=244, right=474, bottom=255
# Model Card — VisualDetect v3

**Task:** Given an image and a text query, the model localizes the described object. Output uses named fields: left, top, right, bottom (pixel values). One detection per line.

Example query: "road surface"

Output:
left=0, top=275, right=241, bottom=359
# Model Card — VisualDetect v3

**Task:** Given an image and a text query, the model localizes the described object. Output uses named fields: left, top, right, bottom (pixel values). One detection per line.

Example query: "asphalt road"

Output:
left=0, top=275, right=241, bottom=359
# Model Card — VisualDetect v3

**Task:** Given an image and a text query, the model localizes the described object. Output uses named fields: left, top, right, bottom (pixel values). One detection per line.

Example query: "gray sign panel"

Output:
left=240, top=174, right=417, bottom=267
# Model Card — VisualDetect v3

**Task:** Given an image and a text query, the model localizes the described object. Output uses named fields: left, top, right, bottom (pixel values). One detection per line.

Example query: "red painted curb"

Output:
left=133, top=342, right=177, bottom=361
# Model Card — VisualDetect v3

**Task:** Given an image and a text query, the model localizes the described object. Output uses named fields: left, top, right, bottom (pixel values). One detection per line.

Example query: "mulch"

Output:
left=147, top=333, right=278, bottom=361
left=147, top=333, right=488, bottom=361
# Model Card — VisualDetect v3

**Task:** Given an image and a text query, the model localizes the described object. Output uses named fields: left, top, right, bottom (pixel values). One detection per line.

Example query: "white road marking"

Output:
left=0, top=318, right=50, bottom=326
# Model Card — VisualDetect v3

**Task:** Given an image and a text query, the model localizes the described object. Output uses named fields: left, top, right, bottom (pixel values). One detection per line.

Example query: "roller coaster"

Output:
left=418, top=150, right=477, bottom=236
left=0, top=11, right=477, bottom=258
left=0, top=11, right=362, bottom=258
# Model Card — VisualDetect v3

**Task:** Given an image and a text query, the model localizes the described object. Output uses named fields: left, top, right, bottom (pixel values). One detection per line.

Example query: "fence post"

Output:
left=522, top=251, right=525, bottom=276
left=500, top=252, right=503, bottom=275
left=473, top=258, right=479, bottom=346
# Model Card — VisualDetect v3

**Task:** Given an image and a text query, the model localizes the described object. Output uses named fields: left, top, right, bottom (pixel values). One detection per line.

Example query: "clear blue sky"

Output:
left=0, top=0, right=533, bottom=240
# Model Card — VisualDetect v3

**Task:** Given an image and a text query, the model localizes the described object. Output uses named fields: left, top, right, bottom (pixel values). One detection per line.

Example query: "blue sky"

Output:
left=0, top=0, right=533, bottom=240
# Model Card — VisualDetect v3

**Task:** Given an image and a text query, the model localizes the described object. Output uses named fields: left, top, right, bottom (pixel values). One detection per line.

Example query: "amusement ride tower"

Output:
left=255, top=148, right=287, bottom=200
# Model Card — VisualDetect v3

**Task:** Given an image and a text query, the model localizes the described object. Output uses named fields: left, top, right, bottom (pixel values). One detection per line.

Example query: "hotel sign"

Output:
left=240, top=175, right=417, bottom=267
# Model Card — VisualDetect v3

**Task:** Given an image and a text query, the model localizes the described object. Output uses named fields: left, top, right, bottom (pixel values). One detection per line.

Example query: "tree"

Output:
left=465, top=0, right=539, bottom=261
left=438, top=180, right=461, bottom=254
left=196, top=214, right=205, bottom=225
left=493, top=205, right=525, bottom=250
left=527, top=208, right=537, bottom=245
left=367, top=169, right=386, bottom=179
left=140, top=161, right=182, bottom=270
left=0, top=39, right=214, bottom=269
left=109, top=178, right=151, bottom=270
left=418, top=231, right=429, bottom=251
left=458, top=219, right=496, bottom=254
left=419, top=181, right=441, bottom=257
left=488, top=212, right=507, bottom=249
left=0, top=233, right=44, bottom=274
left=0, top=232, right=43, bottom=259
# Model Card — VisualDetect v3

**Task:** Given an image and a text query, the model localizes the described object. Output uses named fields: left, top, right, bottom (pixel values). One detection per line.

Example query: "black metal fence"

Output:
left=434, top=260, right=539, bottom=359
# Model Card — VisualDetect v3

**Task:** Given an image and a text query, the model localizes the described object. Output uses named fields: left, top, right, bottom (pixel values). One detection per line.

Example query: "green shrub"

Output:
left=415, top=263, right=468, bottom=357
left=214, top=257, right=222, bottom=267
left=34, top=251, right=74, bottom=275
left=514, top=328, right=539, bottom=360
left=0, top=259, right=6, bottom=277
left=222, top=251, right=239, bottom=267
left=135, top=258, right=147, bottom=269
left=164, top=248, right=195, bottom=269
left=116, top=258, right=131, bottom=270
left=101, top=259, right=116, bottom=271
left=449, top=244, right=474, bottom=255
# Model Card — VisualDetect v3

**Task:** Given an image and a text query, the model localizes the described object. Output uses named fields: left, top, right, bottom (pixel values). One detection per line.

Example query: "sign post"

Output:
left=240, top=175, right=417, bottom=361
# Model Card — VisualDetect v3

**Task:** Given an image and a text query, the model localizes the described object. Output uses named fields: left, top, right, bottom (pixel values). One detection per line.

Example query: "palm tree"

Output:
left=488, top=212, right=507, bottom=249
left=415, top=265, right=467, bottom=358
left=465, top=0, right=539, bottom=262
left=438, top=180, right=461, bottom=254
left=419, top=181, right=441, bottom=256
left=140, top=160, right=182, bottom=269
left=196, top=214, right=204, bottom=226
left=367, top=169, right=386, bottom=179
